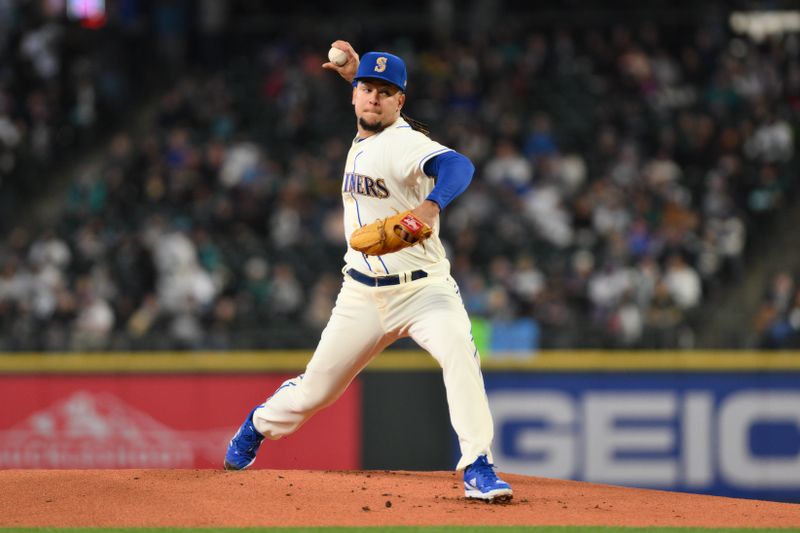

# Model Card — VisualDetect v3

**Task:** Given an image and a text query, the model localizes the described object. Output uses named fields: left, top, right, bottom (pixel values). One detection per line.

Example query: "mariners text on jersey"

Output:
left=342, top=172, right=390, bottom=199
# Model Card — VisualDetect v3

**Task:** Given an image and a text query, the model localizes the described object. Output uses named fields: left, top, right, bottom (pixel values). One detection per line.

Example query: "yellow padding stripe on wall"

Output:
left=0, top=350, right=798, bottom=373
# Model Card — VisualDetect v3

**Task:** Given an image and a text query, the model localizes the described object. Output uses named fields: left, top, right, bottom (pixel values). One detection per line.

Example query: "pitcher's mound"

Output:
left=1, top=469, right=798, bottom=528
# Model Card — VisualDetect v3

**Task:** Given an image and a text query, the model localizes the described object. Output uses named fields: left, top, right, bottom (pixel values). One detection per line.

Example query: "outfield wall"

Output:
left=0, top=373, right=361, bottom=470
left=484, top=371, right=800, bottom=502
left=0, top=350, right=798, bottom=502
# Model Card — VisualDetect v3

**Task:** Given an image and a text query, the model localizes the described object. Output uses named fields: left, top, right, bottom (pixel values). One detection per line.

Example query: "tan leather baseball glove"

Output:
left=350, top=210, right=433, bottom=256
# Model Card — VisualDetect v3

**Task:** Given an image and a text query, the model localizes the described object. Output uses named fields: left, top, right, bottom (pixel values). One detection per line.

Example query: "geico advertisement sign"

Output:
left=490, top=389, right=800, bottom=490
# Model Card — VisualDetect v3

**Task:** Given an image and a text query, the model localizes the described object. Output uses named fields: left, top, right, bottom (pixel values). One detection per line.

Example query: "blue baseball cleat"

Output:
left=463, top=455, right=513, bottom=502
left=224, top=407, right=265, bottom=471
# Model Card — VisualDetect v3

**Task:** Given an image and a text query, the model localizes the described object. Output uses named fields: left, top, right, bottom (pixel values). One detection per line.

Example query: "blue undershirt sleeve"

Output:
left=422, top=151, right=474, bottom=210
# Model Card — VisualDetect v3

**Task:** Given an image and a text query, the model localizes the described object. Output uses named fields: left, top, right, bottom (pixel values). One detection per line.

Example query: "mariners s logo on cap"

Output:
left=354, top=51, right=408, bottom=92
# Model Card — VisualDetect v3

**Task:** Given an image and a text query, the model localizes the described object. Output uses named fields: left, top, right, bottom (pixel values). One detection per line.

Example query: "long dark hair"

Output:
left=401, top=112, right=430, bottom=137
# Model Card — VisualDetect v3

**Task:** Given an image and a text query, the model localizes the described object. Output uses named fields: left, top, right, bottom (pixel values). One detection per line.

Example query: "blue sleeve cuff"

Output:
left=423, top=151, right=474, bottom=210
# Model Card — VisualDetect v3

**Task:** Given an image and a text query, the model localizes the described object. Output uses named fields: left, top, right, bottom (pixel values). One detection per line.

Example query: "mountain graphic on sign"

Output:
left=0, top=391, right=230, bottom=468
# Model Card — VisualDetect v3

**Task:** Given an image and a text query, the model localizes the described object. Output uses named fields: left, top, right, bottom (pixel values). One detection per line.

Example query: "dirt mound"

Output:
left=1, top=469, right=798, bottom=528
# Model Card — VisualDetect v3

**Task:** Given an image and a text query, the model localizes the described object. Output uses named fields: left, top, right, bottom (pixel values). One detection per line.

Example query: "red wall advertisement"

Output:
left=0, top=375, right=361, bottom=469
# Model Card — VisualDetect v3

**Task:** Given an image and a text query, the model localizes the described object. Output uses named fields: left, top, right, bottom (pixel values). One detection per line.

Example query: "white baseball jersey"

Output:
left=342, top=116, right=451, bottom=277
left=250, top=114, right=496, bottom=472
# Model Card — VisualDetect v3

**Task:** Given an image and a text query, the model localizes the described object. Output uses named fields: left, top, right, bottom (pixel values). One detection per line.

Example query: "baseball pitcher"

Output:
left=224, top=40, right=512, bottom=502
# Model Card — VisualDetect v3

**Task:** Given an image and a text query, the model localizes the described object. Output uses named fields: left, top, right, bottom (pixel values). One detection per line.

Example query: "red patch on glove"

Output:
left=400, top=213, right=424, bottom=235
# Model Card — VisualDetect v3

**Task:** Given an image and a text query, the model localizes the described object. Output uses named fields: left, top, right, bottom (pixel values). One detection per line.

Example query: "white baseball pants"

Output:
left=251, top=273, right=495, bottom=470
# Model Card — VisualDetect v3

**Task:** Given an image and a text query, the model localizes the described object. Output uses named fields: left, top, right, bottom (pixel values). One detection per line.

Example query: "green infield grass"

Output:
left=2, top=527, right=799, bottom=533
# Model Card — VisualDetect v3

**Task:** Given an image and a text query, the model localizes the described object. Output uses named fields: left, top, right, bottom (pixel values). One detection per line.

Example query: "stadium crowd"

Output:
left=0, top=1, right=81, bottom=219
left=0, top=8, right=798, bottom=351
left=0, top=1, right=157, bottom=227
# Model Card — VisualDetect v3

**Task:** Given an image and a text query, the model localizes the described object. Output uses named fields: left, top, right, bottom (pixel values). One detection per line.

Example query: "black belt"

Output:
left=347, top=268, right=428, bottom=287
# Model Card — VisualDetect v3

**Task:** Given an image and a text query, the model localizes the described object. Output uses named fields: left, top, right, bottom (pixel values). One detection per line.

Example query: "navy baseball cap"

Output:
left=353, top=51, right=407, bottom=92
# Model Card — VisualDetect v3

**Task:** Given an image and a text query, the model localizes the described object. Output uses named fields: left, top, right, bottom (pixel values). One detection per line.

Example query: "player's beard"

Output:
left=358, top=116, right=386, bottom=133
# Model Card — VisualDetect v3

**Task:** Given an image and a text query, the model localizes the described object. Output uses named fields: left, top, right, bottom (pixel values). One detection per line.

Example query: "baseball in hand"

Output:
left=328, top=47, right=348, bottom=67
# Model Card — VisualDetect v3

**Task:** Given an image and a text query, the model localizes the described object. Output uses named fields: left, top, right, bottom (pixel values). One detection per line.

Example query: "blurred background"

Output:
left=1, top=0, right=799, bottom=503
left=2, top=0, right=800, bottom=352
